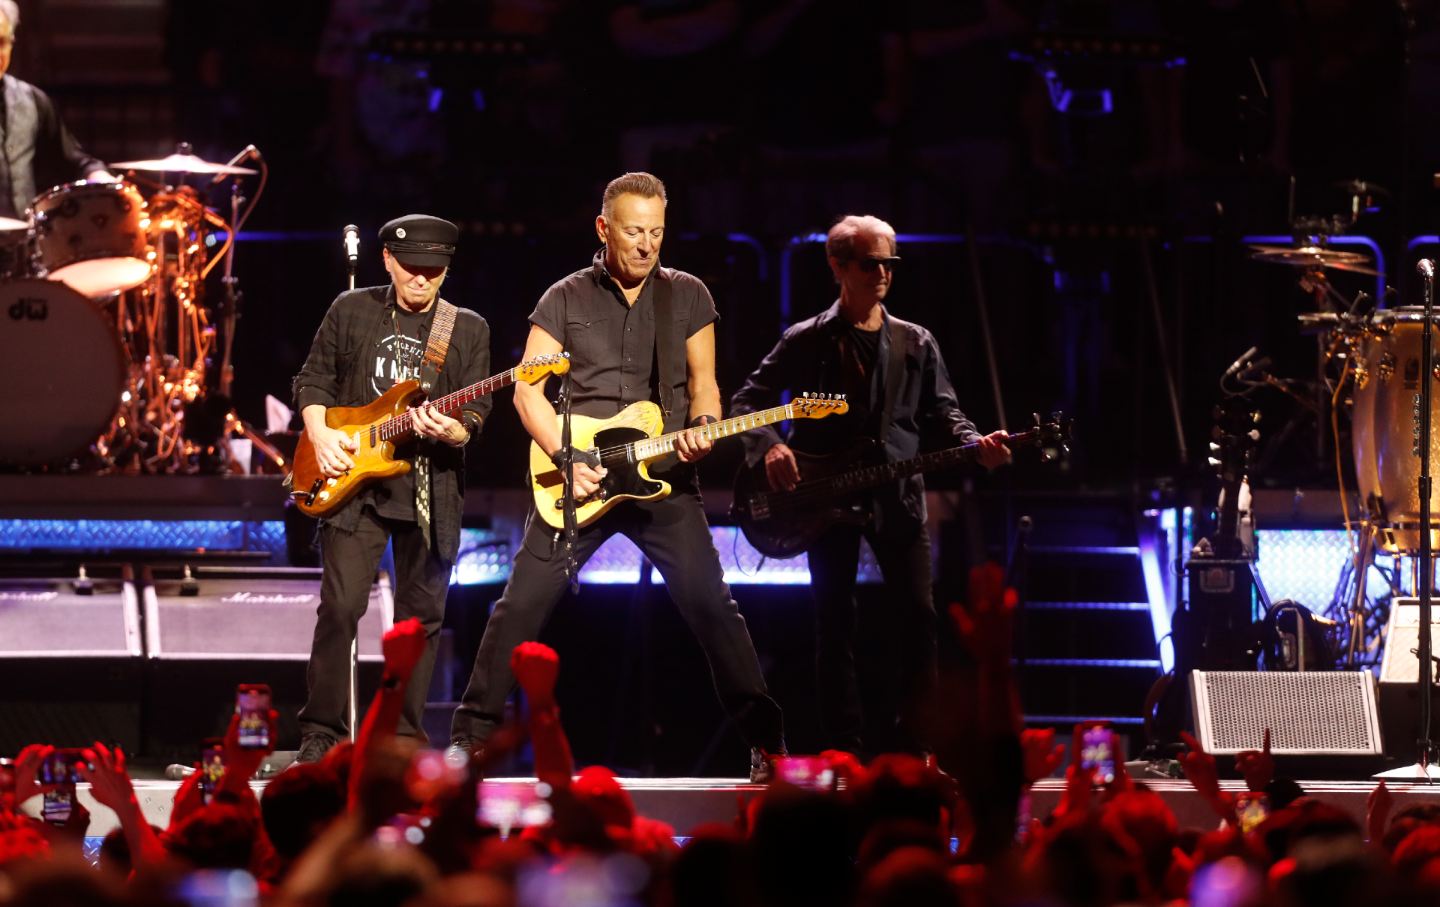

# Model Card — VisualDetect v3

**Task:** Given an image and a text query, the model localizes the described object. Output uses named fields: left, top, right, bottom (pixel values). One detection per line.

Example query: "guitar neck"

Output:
left=626, top=402, right=805, bottom=462
left=379, top=369, right=519, bottom=442
left=801, top=428, right=1038, bottom=497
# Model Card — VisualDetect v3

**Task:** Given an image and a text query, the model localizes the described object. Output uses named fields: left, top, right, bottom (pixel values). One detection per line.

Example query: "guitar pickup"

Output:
left=749, top=494, right=771, bottom=521
left=554, top=488, right=607, bottom=509
left=301, top=478, right=323, bottom=506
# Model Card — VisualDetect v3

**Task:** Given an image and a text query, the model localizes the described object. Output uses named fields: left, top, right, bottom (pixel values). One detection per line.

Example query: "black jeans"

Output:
left=299, top=509, right=450, bottom=742
left=451, top=491, right=784, bottom=752
left=809, top=518, right=937, bottom=756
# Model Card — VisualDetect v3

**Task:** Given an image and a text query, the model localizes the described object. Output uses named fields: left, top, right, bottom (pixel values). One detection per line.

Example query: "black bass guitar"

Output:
left=733, top=413, right=1070, bottom=558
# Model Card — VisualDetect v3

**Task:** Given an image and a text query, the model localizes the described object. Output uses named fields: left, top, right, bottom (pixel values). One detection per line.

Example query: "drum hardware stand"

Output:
left=212, top=151, right=286, bottom=474
left=1345, top=522, right=1379, bottom=668
left=1378, top=257, right=1440, bottom=781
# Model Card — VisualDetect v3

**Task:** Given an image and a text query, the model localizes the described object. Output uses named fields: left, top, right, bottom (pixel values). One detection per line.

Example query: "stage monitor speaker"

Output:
left=0, top=565, right=142, bottom=753
left=1377, top=599, right=1440, bottom=760
left=140, top=565, right=392, bottom=760
left=1190, top=670, right=1383, bottom=767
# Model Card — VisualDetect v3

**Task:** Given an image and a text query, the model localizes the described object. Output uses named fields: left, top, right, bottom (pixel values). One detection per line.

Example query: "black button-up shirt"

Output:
left=530, top=249, right=718, bottom=430
left=730, top=301, right=980, bottom=528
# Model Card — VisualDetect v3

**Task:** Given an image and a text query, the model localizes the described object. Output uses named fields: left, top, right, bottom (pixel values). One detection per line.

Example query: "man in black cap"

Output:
left=292, top=214, right=491, bottom=762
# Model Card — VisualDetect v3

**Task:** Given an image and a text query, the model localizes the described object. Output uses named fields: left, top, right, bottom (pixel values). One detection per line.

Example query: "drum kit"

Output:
left=1240, top=226, right=1440, bottom=664
left=0, top=143, right=279, bottom=474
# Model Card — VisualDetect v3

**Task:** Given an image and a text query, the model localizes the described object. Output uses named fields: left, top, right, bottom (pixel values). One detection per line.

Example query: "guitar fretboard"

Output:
left=773, top=428, right=1040, bottom=505
left=604, top=401, right=820, bottom=463
left=376, top=369, right=518, bottom=443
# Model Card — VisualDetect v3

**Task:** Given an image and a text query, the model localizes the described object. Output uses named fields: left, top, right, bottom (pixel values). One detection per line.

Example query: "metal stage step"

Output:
left=1003, top=496, right=1167, bottom=738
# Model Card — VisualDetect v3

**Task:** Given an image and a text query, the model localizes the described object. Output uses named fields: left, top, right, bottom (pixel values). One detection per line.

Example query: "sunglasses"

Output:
left=855, top=256, right=901, bottom=272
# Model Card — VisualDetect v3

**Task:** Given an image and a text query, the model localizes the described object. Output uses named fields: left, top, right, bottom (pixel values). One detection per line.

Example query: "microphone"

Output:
left=210, top=144, right=260, bottom=186
left=343, top=224, right=360, bottom=265
left=1421, top=259, right=1436, bottom=280
left=1224, top=345, right=1259, bottom=378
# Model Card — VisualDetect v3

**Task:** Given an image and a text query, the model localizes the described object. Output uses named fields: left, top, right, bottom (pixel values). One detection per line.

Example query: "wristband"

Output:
left=688, top=414, right=718, bottom=428
left=550, top=446, right=600, bottom=469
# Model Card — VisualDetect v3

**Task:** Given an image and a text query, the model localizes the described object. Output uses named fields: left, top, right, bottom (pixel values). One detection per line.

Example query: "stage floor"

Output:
left=27, top=774, right=1440, bottom=839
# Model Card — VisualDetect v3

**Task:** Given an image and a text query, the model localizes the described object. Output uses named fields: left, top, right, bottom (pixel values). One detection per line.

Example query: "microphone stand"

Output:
left=1380, top=257, right=1440, bottom=781
left=559, top=368, right=579, bottom=592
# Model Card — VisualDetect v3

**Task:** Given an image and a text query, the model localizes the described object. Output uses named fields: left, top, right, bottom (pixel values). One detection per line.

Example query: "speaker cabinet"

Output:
left=1377, top=599, right=1440, bottom=761
left=0, top=565, right=142, bottom=752
left=140, top=565, right=391, bottom=760
left=1190, top=670, right=1383, bottom=763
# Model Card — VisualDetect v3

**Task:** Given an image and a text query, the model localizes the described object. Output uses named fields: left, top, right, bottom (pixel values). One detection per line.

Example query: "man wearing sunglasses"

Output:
left=731, top=214, right=1009, bottom=759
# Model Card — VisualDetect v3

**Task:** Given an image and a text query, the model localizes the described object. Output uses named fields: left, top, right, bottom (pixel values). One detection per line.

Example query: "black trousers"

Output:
left=298, top=509, right=450, bottom=742
left=809, top=518, right=937, bottom=756
left=451, top=491, right=785, bottom=752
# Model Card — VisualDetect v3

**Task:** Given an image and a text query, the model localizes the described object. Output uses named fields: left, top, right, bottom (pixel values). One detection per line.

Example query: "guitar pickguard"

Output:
left=590, top=425, right=664, bottom=502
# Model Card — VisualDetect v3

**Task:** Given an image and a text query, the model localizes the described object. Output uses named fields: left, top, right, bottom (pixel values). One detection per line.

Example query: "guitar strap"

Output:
left=414, top=299, right=458, bottom=549
left=651, top=273, right=683, bottom=431
left=875, top=317, right=906, bottom=445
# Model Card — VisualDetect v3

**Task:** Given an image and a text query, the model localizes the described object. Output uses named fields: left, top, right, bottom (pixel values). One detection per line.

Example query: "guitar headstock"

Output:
left=791, top=392, right=849, bottom=420
left=516, top=352, right=571, bottom=385
left=1030, top=411, right=1072, bottom=463
left=1209, top=398, right=1261, bottom=485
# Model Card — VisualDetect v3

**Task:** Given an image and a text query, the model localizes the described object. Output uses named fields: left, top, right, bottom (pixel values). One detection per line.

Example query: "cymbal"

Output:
left=0, top=216, right=27, bottom=232
left=110, top=152, right=257, bottom=176
left=1249, top=244, right=1380, bottom=276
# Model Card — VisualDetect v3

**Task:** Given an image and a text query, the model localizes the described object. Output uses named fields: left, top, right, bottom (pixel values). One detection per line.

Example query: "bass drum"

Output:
left=1352, top=308, right=1440, bottom=550
left=0, top=279, right=124, bottom=464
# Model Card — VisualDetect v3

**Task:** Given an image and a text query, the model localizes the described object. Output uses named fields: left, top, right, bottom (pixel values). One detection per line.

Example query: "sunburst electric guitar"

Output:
left=530, top=393, right=849, bottom=530
left=289, top=354, right=570, bottom=518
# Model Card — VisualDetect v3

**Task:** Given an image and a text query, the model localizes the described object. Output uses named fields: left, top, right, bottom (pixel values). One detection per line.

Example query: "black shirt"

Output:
left=529, top=249, right=719, bottom=425
left=292, top=284, right=492, bottom=560
left=366, top=305, right=430, bottom=520
left=731, top=301, right=980, bottom=529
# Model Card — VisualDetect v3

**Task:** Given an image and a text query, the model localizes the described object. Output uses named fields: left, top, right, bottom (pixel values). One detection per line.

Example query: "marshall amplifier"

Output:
left=0, top=564, right=142, bottom=753
left=140, top=565, right=392, bottom=759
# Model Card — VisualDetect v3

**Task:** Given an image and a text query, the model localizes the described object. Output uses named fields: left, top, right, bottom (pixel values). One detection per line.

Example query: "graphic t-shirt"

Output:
left=366, top=306, right=429, bottom=520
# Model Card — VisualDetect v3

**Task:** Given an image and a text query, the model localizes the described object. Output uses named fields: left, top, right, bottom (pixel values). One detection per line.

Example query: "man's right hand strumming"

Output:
left=310, top=424, right=358, bottom=477
left=553, top=454, right=606, bottom=499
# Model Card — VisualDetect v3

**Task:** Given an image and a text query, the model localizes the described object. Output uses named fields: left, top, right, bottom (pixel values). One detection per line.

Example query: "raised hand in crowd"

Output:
left=1020, top=728, right=1065, bottom=786
left=512, top=640, right=560, bottom=711
left=383, top=615, right=429, bottom=686
left=1234, top=727, right=1274, bottom=793
left=78, top=742, right=166, bottom=869
left=512, top=641, right=572, bottom=788
left=1179, top=731, right=1237, bottom=828
left=10, top=743, right=57, bottom=810
left=350, top=618, right=428, bottom=810
left=1367, top=779, right=1393, bottom=846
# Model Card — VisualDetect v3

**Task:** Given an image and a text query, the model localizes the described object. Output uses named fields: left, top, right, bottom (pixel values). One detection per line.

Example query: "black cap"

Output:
left=379, top=214, right=458, bottom=267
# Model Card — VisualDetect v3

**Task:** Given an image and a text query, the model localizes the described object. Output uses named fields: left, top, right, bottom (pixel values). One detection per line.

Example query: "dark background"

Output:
left=19, top=0, right=1439, bottom=493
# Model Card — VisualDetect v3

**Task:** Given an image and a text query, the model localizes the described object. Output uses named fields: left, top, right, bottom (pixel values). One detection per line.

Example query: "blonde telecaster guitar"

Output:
left=529, top=393, right=848, bottom=530
left=290, top=353, right=570, bottom=518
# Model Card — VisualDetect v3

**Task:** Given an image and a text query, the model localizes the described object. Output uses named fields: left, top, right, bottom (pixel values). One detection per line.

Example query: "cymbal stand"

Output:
left=211, top=152, right=287, bottom=474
